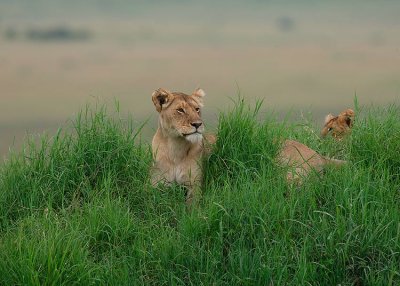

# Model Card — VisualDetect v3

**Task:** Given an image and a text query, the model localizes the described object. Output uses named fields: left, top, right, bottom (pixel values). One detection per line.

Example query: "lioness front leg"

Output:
left=180, top=164, right=202, bottom=206
left=185, top=181, right=201, bottom=206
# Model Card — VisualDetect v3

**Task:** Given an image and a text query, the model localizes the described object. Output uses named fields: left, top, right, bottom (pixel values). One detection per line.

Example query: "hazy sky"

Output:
left=1, top=0, right=399, bottom=156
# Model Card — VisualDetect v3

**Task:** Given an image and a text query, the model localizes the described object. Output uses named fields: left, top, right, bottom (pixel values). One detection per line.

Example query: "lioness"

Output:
left=151, top=88, right=215, bottom=205
left=321, top=108, right=355, bottom=139
left=277, top=139, right=346, bottom=184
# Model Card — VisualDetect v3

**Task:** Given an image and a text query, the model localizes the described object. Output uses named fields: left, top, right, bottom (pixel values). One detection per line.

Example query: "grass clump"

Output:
left=0, top=105, right=151, bottom=230
left=0, top=100, right=399, bottom=285
left=350, top=104, right=400, bottom=183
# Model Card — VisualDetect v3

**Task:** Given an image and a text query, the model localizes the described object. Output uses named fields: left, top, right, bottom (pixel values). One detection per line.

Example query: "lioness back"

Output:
left=278, top=139, right=346, bottom=184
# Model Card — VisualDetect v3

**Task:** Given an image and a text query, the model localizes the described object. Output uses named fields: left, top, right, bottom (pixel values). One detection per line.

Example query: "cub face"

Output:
left=321, top=108, right=355, bottom=139
left=152, top=88, right=205, bottom=143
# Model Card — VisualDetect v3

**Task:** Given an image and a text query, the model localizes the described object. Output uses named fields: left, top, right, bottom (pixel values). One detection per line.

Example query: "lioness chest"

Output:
left=155, top=157, right=201, bottom=185
left=151, top=134, right=203, bottom=186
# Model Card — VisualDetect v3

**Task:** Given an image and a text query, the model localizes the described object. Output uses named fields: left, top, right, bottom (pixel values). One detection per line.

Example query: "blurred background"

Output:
left=1, top=0, right=399, bottom=158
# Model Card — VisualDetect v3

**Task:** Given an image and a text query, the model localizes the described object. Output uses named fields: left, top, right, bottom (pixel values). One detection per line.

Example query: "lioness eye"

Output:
left=328, top=128, right=332, bottom=131
left=177, top=108, right=185, bottom=114
left=195, top=108, right=200, bottom=113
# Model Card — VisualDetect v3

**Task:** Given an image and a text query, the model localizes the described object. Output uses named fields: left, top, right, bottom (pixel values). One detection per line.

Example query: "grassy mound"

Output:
left=0, top=101, right=399, bottom=285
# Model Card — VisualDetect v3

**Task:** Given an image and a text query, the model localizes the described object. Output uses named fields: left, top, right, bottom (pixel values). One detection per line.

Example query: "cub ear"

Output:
left=324, top=113, right=335, bottom=124
left=192, top=88, right=205, bottom=107
left=152, top=88, right=174, bottom=112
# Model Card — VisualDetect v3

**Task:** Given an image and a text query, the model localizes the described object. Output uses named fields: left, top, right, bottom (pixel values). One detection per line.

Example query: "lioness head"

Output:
left=321, top=108, right=355, bottom=139
left=152, top=88, right=205, bottom=143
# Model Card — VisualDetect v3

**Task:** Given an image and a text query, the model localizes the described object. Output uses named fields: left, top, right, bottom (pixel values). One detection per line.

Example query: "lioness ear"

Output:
left=345, top=117, right=352, bottom=127
left=324, top=114, right=335, bottom=124
left=152, top=88, right=174, bottom=112
left=192, top=88, right=205, bottom=107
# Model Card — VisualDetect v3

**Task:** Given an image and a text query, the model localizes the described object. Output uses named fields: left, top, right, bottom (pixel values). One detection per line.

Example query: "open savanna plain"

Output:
left=1, top=0, right=400, bottom=157
left=0, top=100, right=399, bottom=285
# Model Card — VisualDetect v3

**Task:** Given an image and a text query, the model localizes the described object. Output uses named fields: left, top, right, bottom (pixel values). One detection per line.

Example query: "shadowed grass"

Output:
left=0, top=100, right=399, bottom=285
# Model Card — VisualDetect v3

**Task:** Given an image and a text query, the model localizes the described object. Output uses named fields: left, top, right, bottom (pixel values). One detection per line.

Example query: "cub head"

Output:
left=152, top=88, right=206, bottom=143
left=321, top=108, right=355, bottom=139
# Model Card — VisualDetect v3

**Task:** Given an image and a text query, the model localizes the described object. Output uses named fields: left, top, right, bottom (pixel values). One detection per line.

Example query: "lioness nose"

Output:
left=191, top=122, right=202, bottom=129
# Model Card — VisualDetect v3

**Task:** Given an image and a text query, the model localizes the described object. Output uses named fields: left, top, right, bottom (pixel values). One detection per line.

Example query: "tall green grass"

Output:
left=0, top=100, right=399, bottom=285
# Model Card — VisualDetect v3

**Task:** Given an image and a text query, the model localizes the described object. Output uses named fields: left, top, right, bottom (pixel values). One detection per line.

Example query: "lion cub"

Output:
left=151, top=88, right=215, bottom=205
left=321, top=108, right=355, bottom=139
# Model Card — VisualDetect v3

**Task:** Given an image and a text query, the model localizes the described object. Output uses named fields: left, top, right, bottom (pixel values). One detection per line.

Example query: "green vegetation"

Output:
left=0, top=100, right=399, bottom=285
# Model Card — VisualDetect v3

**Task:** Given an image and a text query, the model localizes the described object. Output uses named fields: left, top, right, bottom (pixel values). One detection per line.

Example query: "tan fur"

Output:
left=150, top=88, right=215, bottom=205
left=151, top=88, right=346, bottom=198
left=277, top=139, right=346, bottom=184
left=321, top=108, right=355, bottom=139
